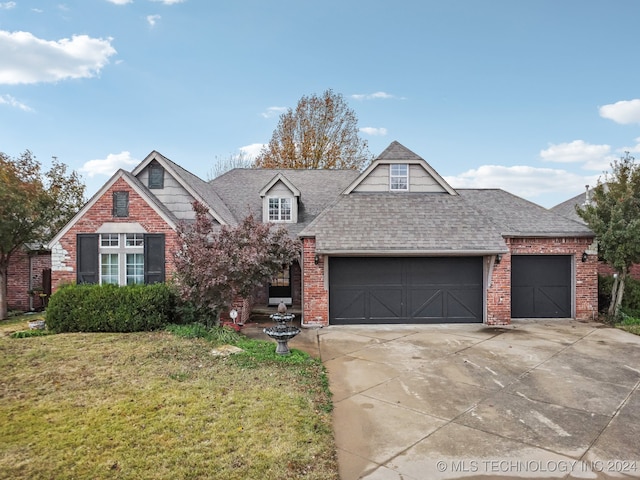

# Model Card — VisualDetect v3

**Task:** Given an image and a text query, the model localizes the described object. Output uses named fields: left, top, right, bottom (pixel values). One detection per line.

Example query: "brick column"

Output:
left=302, top=238, right=329, bottom=326
left=487, top=252, right=511, bottom=325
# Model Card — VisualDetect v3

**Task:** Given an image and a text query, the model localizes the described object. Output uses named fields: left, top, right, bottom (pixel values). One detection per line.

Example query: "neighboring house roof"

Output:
left=550, top=189, right=590, bottom=224
left=209, top=168, right=360, bottom=237
left=460, top=189, right=594, bottom=237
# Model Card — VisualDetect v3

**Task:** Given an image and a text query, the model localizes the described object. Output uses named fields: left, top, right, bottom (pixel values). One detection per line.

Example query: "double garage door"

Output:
left=328, top=255, right=572, bottom=324
left=329, top=257, right=483, bottom=324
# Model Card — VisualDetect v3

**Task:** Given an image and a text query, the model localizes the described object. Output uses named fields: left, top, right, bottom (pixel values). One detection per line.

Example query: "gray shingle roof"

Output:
left=209, top=168, right=360, bottom=236
left=550, top=190, right=589, bottom=224
left=459, top=189, right=594, bottom=237
left=156, top=153, right=237, bottom=226
left=301, top=192, right=509, bottom=254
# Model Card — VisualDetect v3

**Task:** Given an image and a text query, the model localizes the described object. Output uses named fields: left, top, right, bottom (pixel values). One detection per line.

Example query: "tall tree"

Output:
left=207, top=151, right=254, bottom=180
left=577, top=152, right=640, bottom=318
left=174, top=201, right=300, bottom=325
left=254, top=89, right=372, bottom=170
left=0, top=151, right=85, bottom=319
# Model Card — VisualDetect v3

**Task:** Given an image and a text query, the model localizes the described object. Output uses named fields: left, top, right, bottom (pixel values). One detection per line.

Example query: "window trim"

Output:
left=390, top=164, right=409, bottom=192
left=268, top=197, right=293, bottom=222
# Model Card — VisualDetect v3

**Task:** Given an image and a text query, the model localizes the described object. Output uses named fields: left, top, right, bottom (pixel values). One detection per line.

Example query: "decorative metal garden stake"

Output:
left=263, top=302, right=300, bottom=355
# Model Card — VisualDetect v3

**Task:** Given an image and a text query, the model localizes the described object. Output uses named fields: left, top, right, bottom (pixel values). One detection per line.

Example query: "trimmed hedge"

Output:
left=46, top=283, right=182, bottom=333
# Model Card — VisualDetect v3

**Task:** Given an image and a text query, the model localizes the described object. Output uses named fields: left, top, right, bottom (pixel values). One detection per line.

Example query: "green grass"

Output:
left=0, top=318, right=338, bottom=479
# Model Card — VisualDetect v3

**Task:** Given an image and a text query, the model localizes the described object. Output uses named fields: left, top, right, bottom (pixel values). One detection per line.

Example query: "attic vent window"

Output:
left=113, top=191, right=129, bottom=217
left=148, top=164, right=164, bottom=189
left=390, top=164, right=408, bottom=191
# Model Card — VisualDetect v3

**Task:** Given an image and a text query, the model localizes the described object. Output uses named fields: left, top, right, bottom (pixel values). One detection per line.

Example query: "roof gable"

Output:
left=344, top=141, right=457, bottom=195
left=259, top=173, right=301, bottom=197
left=47, top=169, right=180, bottom=248
left=132, top=151, right=236, bottom=225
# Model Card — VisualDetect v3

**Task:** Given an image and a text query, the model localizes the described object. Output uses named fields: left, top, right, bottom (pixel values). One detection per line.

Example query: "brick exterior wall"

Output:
left=7, top=249, right=51, bottom=312
left=487, top=237, right=598, bottom=324
left=302, top=238, right=328, bottom=326
left=303, top=236, right=599, bottom=326
left=50, top=177, right=179, bottom=291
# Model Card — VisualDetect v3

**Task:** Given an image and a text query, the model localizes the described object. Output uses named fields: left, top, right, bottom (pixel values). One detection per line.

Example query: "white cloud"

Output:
left=150, top=0, right=186, bottom=4
left=239, top=143, right=264, bottom=159
left=0, top=30, right=117, bottom=85
left=445, top=165, right=600, bottom=204
left=360, top=127, right=387, bottom=136
left=599, top=99, right=640, bottom=124
left=106, top=0, right=132, bottom=4
left=0, top=2, right=16, bottom=9
left=540, top=140, right=611, bottom=170
left=620, top=137, right=640, bottom=155
left=0, top=94, right=33, bottom=112
left=261, top=106, right=287, bottom=119
left=351, top=91, right=398, bottom=101
left=79, top=152, right=138, bottom=178
left=146, top=14, right=161, bottom=26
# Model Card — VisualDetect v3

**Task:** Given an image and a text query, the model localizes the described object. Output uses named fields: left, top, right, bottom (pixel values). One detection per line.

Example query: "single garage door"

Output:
left=329, top=257, right=483, bottom=324
left=511, top=255, right=571, bottom=318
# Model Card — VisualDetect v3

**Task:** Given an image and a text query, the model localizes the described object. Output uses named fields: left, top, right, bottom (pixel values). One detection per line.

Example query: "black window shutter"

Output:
left=77, top=234, right=99, bottom=284
left=113, top=191, right=129, bottom=217
left=144, top=234, right=165, bottom=284
left=148, top=165, right=164, bottom=189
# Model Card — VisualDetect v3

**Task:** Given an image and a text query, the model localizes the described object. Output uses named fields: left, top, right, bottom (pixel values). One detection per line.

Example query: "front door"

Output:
left=269, top=265, right=292, bottom=305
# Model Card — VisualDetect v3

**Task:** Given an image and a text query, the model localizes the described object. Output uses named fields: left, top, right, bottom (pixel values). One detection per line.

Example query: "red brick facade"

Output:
left=302, top=238, right=328, bottom=326
left=51, top=177, right=179, bottom=291
left=487, top=237, right=598, bottom=324
left=7, top=248, right=51, bottom=312
left=302, top=236, right=599, bottom=326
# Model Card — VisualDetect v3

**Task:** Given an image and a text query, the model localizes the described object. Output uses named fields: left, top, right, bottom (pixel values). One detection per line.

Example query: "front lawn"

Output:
left=0, top=316, right=338, bottom=479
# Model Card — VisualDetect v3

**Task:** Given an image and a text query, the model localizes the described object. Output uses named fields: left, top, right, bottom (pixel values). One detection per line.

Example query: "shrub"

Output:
left=46, top=283, right=182, bottom=333
left=599, top=274, right=640, bottom=320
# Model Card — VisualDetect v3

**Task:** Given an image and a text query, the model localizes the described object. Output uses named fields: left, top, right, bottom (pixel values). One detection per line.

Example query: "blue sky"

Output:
left=1, top=0, right=640, bottom=208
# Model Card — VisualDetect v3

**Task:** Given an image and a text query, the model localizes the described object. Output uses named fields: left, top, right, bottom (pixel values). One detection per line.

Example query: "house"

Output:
left=7, top=243, right=51, bottom=313
left=551, top=187, right=640, bottom=280
left=48, top=141, right=598, bottom=325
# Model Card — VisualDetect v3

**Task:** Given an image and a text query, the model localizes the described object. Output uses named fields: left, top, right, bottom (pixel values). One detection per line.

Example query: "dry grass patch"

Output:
left=0, top=317, right=338, bottom=479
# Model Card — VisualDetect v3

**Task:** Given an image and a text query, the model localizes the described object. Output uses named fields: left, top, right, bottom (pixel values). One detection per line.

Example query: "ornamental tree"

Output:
left=577, top=152, right=640, bottom=318
left=0, top=150, right=85, bottom=320
left=254, top=89, right=372, bottom=170
left=174, top=201, right=301, bottom=325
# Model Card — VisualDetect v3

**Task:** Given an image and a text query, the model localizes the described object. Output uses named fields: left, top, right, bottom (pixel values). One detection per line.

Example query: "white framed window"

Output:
left=125, top=233, right=144, bottom=247
left=268, top=197, right=292, bottom=221
left=100, top=253, right=119, bottom=284
left=126, top=253, right=144, bottom=285
left=101, top=233, right=119, bottom=247
left=99, top=233, right=144, bottom=285
left=390, top=164, right=409, bottom=191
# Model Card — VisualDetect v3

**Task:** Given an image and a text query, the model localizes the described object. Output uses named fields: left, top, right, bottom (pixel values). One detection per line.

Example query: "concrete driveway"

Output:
left=285, top=320, right=640, bottom=480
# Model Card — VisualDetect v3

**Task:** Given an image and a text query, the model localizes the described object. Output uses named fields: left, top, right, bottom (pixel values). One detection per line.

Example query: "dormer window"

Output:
left=269, top=197, right=292, bottom=221
left=390, top=164, right=409, bottom=191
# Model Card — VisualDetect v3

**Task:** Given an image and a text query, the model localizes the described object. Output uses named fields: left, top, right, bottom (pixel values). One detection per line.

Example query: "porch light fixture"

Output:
left=495, top=254, right=502, bottom=265
left=314, top=254, right=320, bottom=265
left=581, top=251, right=588, bottom=262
